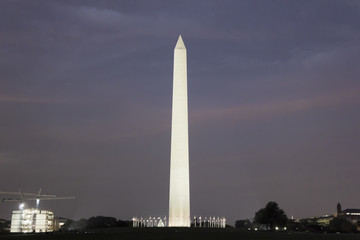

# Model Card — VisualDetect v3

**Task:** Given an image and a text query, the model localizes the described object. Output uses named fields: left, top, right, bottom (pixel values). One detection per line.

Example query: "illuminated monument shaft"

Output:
left=169, top=35, right=190, bottom=227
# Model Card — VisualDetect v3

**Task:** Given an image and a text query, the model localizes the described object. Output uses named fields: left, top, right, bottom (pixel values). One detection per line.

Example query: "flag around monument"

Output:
left=168, top=35, right=190, bottom=227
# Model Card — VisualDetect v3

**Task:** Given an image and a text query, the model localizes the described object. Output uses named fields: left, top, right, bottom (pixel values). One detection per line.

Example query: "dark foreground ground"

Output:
left=0, top=228, right=358, bottom=240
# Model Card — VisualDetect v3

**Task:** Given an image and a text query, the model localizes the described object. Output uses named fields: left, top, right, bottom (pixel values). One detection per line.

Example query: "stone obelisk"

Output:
left=168, top=35, right=190, bottom=227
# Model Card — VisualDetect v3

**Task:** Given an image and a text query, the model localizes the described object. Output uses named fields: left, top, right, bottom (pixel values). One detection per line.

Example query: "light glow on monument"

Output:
left=168, top=35, right=190, bottom=227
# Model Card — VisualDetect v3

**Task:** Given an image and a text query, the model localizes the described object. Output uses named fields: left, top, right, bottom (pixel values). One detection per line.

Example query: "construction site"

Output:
left=0, top=189, right=74, bottom=233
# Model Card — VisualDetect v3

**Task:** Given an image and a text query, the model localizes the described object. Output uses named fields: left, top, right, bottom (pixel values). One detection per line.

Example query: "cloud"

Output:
left=0, top=94, right=69, bottom=104
left=191, top=87, right=360, bottom=124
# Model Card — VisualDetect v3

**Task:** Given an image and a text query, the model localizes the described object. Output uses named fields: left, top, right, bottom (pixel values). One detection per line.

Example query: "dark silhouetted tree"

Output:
left=0, top=220, right=11, bottom=232
left=61, top=219, right=73, bottom=231
left=235, top=219, right=252, bottom=230
left=117, top=219, right=131, bottom=227
left=328, top=217, right=357, bottom=233
left=86, top=216, right=117, bottom=229
left=61, top=216, right=131, bottom=231
left=63, top=218, right=87, bottom=231
left=254, top=201, right=287, bottom=230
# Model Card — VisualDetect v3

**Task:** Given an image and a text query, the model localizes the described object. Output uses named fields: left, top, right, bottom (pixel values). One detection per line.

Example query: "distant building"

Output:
left=10, top=208, right=54, bottom=233
left=339, top=209, right=360, bottom=224
left=314, top=215, right=334, bottom=226
left=301, top=214, right=334, bottom=227
left=337, top=202, right=342, bottom=215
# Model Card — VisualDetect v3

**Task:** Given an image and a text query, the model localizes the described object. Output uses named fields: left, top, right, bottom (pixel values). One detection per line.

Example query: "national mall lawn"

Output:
left=0, top=228, right=358, bottom=240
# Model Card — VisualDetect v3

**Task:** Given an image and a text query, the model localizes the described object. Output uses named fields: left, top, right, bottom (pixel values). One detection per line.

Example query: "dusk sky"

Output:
left=1, top=0, right=360, bottom=225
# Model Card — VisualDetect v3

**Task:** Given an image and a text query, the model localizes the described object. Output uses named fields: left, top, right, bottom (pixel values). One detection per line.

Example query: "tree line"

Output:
left=235, top=201, right=359, bottom=233
left=62, top=216, right=131, bottom=231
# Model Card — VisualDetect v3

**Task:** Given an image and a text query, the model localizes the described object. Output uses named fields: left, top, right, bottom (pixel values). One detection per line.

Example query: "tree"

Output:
left=61, top=216, right=131, bottom=231
left=0, top=220, right=11, bottom=232
left=328, top=217, right=357, bottom=233
left=235, top=219, right=252, bottom=230
left=254, top=201, right=287, bottom=230
left=116, top=219, right=131, bottom=228
left=86, top=216, right=117, bottom=229
left=62, top=218, right=87, bottom=231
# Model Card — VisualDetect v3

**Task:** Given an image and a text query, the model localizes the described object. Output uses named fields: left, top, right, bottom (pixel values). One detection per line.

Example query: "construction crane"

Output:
left=0, top=188, right=75, bottom=209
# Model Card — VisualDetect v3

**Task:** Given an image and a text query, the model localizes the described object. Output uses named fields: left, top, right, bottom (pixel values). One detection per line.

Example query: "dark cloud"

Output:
left=0, top=0, right=359, bottom=224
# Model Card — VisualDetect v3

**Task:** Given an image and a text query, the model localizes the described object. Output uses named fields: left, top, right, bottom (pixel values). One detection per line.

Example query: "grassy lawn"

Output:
left=0, top=228, right=358, bottom=240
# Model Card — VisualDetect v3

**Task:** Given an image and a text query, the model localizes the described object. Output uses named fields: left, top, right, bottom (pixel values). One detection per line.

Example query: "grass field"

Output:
left=0, top=228, right=358, bottom=240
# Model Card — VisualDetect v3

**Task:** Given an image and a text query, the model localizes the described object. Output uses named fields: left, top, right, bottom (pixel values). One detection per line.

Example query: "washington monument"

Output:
left=168, top=35, right=190, bottom=227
